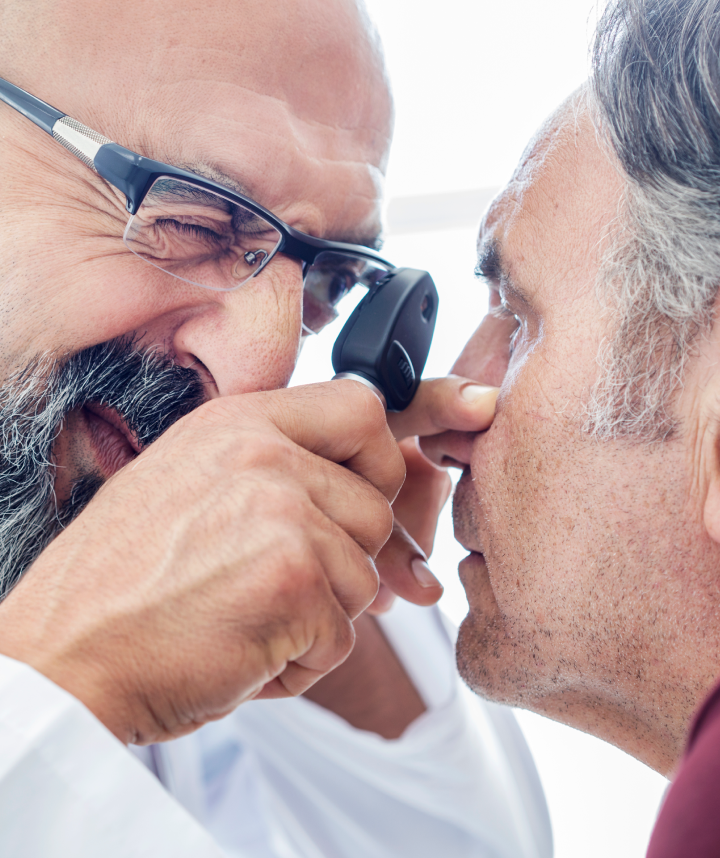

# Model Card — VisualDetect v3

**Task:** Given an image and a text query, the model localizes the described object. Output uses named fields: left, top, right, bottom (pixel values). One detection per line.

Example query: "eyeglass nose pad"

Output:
left=232, top=249, right=269, bottom=279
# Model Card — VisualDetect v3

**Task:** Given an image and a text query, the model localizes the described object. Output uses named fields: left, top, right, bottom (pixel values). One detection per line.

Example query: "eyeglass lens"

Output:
left=302, top=250, right=392, bottom=334
left=123, top=177, right=392, bottom=335
left=123, top=177, right=283, bottom=290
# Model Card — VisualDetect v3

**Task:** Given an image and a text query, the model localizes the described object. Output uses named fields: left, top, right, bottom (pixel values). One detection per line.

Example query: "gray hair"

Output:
left=587, top=0, right=720, bottom=441
left=0, top=339, right=205, bottom=600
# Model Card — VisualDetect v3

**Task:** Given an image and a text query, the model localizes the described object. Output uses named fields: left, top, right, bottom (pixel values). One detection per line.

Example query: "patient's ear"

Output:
left=704, top=427, right=720, bottom=544
left=700, top=304, right=720, bottom=544
left=705, top=479, right=720, bottom=544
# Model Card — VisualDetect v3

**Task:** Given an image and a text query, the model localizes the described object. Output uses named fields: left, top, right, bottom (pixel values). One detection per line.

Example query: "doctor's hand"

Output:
left=0, top=381, right=404, bottom=746
left=370, top=377, right=499, bottom=613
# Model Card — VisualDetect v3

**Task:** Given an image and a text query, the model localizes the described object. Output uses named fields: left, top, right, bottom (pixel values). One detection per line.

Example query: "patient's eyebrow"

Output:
left=475, top=240, right=530, bottom=306
left=475, top=241, right=504, bottom=283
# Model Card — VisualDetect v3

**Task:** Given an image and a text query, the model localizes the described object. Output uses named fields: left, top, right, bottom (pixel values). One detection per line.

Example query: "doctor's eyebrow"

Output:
left=475, top=241, right=530, bottom=307
left=184, top=162, right=383, bottom=251
left=179, top=162, right=253, bottom=197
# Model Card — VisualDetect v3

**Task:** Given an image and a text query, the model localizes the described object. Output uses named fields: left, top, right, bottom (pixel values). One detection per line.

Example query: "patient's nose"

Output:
left=419, top=429, right=476, bottom=469
left=419, top=311, right=515, bottom=467
left=450, top=312, right=517, bottom=388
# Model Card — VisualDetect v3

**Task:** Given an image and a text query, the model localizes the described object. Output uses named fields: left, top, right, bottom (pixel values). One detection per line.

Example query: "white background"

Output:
left=293, top=2, right=670, bottom=856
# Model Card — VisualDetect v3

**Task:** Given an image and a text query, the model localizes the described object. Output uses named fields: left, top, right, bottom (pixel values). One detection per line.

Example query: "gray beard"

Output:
left=0, top=338, right=206, bottom=599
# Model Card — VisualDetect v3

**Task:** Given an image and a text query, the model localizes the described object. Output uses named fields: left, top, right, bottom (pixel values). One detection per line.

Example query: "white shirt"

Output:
left=0, top=601, right=552, bottom=858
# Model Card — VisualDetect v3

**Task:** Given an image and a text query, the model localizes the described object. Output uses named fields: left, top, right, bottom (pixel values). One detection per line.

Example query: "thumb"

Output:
left=387, top=376, right=499, bottom=441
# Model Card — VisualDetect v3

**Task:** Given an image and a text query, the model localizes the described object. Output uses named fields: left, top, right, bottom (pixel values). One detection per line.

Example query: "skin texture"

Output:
left=0, top=0, right=500, bottom=744
left=304, top=437, right=453, bottom=734
left=0, top=0, right=390, bottom=389
left=423, top=91, right=720, bottom=776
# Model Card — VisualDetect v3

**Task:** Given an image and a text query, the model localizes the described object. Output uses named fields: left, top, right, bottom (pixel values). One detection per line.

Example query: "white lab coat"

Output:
left=0, top=600, right=552, bottom=858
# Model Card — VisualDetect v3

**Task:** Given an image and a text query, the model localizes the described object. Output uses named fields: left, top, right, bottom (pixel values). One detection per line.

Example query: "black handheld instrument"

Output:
left=332, top=268, right=439, bottom=411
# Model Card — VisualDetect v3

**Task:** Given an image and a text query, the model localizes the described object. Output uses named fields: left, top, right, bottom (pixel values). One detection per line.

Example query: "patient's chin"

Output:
left=455, top=610, right=530, bottom=707
left=456, top=613, right=504, bottom=700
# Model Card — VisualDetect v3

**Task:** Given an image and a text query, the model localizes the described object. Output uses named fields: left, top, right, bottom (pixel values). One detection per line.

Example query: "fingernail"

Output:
left=411, top=557, right=442, bottom=589
left=460, top=384, right=497, bottom=403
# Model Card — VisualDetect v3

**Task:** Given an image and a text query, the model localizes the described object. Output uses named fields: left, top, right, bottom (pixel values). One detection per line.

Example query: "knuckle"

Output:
left=341, top=541, right=381, bottom=608
left=262, top=540, right=326, bottom=605
left=288, top=549, right=326, bottom=593
left=233, top=431, right=296, bottom=473
left=342, top=487, right=394, bottom=555
left=331, top=613, right=356, bottom=663
left=346, top=381, right=387, bottom=431
left=389, top=444, right=408, bottom=491
left=375, top=499, right=395, bottom=546
left=239, top=478, right=300, bottom=522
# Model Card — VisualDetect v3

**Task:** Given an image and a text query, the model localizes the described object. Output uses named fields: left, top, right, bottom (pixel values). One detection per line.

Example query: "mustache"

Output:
left=0, top=337, right=207, bottom=599
left=51, top=339, right=208, bottom=448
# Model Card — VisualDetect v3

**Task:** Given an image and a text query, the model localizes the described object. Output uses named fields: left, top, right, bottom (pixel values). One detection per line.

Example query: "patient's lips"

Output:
left=82, top=403, right=141, bottom=478
left=453, top=512, right=484, bottom=556
left=452, top=470, right=487, bottom=553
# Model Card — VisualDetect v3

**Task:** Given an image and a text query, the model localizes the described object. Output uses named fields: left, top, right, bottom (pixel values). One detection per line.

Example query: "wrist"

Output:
left=0, top=575, right=135, bottom=743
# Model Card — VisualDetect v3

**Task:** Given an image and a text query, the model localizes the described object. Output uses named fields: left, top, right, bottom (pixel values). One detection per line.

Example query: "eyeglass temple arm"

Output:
left=0, top=77, right=153, bottom=214
left=0, top=77, right=396, bottom=263
left=0, top=77, right=64, bottom=133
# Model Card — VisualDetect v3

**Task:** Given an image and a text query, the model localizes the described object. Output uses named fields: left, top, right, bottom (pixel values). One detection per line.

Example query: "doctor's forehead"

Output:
left=1, top=0, right=392, bottom=152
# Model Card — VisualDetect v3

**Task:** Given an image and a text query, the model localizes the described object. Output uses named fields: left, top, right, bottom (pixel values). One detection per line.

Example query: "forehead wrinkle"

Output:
left=145, top=76, right=388, bottom=157
left=143, top=92, right=386, bottom=252
left=144, top=39, right=391, bottom=133
left=138, top=96, right=385, bottom=190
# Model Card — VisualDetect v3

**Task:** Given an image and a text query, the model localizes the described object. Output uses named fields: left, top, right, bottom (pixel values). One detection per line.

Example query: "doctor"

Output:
left=0, top=0, right=551, bottom=855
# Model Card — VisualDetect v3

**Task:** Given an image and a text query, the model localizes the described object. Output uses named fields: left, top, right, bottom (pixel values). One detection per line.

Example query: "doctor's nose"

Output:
left=169, top=255, right=304, bottom=398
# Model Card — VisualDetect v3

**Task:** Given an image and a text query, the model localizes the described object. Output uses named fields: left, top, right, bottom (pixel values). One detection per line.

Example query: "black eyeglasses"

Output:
left=0, top=77, right=396, bottom=334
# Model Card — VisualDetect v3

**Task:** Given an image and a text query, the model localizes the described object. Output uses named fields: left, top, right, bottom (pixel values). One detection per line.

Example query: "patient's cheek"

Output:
left=469, top=390, right=556, bottom=561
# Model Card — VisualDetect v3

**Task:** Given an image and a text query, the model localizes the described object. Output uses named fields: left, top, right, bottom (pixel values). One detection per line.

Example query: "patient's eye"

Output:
left=491, top=296, right=521, bottom=356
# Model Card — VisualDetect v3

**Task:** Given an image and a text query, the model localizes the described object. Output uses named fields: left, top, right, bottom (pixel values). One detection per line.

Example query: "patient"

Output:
left=420, top=0, right=720, bottom=851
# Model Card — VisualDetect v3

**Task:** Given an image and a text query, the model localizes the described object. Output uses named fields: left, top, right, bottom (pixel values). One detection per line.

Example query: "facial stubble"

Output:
left=0, top=338, right=206, bottom=599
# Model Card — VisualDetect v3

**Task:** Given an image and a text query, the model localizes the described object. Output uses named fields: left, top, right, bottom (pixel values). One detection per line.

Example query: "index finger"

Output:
left=386, top=376, right=499, bottom=441
left=207, top=380, right=405, bottom=502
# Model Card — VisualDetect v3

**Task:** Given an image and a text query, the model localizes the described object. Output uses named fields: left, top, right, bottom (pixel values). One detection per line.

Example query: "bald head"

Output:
left=0, top=0, right=396, bottom=407
left=0, top=0, right=396, bottom=592
left=0, top=0, right=391, bottom=126
left=0, top=0, right=392, bottom=219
